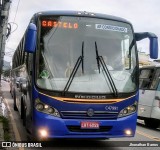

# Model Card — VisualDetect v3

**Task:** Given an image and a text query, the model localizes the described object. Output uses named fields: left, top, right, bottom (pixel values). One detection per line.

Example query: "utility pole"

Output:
left=0, top=0, right=11, bottom=86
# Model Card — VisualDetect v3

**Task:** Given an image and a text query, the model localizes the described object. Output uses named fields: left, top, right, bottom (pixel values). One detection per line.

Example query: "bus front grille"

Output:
left=67, top=125, right=113, bottom=132
left=61, top=111, right=118, bottom=119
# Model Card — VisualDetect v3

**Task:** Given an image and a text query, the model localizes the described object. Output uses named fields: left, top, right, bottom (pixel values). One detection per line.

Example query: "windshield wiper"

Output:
left=63, top=42, right=84, bottom=95
left=95, top=42, right=101, bottom=73
left=95, top=42, right=118, bottom=97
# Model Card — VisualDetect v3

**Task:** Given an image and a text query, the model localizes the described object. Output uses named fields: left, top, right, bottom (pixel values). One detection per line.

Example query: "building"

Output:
left=0, top=0, right=11, bottom=85
left=138, top=52, right=151, bottom=66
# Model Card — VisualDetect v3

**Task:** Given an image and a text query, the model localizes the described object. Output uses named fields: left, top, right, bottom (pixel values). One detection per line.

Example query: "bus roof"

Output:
left=34, top=10, right=131, bottom=24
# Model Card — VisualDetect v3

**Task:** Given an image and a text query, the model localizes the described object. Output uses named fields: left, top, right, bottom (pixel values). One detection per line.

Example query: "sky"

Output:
left=4, top=0, right=160, bottom=62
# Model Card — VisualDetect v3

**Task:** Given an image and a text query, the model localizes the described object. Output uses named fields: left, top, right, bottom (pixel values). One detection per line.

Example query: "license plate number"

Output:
left=81, top=121, right=99, bottom=129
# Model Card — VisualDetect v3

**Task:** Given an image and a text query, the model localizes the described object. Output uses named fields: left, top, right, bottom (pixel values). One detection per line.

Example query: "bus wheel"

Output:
left=27, top=134, right=32, bottom=141
left=13, top=94, right=18, bottom=111
left=10, top=92, right=13, bottom=98
left=23, top=106, right=26, bottom=126
left=21, top=100, right=24, bottom=119
left=27, top=134, right=36, bottom=142
left=144, top=119, right=160, bottom=129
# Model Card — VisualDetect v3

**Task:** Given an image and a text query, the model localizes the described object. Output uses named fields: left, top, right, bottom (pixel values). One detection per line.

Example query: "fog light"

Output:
left=39, top=129, right=48, bottom=138
left=125, top=129, right=132, bottom=135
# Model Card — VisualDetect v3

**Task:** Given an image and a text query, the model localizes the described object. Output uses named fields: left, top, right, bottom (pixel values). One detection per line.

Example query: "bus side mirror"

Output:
left=24, top=23, right=37, bottom=53
left=135, top=32, right=158, bottom=59
left=150, top=37, right=158, bottom=59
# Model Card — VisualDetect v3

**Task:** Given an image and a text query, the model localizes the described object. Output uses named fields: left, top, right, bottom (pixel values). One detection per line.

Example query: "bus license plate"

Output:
left=81, top=121, right=99, bottom=129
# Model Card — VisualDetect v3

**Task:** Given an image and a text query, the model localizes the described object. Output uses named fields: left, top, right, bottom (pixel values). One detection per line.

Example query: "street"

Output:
left=1, top=80, right=160, bottom=150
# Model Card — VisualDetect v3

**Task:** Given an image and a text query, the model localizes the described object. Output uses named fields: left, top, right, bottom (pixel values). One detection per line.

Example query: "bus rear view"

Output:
left=11, top=11, right=158, bottom=140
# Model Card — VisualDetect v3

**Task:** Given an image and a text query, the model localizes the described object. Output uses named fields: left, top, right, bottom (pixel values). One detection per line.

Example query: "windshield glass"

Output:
left=36, top=16, right=137, bottom=94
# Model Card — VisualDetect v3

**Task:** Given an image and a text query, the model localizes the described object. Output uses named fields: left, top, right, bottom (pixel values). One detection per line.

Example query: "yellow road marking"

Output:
left=137, top=130, right=160, bottom=142
left=4, top=98, right=24, bottom=150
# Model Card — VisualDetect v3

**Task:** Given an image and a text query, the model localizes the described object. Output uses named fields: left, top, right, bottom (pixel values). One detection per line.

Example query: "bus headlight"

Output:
left=36, top=103, right=44, bottom=111
left=118, top=101, right=137, bottom=118
left=35, top=99, right=60, bottom=117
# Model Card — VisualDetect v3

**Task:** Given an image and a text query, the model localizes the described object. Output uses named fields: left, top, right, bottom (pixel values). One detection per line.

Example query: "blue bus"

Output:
left=10, top=11, right=158, bottom=140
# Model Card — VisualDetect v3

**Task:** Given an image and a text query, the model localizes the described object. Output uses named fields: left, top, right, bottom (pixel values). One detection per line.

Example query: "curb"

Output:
left=0, top=96, right=5, bottom=141
left=0, top=122, right=4, bottom=141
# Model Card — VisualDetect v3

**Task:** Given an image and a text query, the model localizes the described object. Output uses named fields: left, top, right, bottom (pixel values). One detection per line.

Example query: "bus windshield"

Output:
left=36, top=16, right=137, bottom=94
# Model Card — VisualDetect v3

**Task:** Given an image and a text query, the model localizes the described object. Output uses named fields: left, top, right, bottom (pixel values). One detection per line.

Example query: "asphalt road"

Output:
left=1, top=80, right=160, bottom=150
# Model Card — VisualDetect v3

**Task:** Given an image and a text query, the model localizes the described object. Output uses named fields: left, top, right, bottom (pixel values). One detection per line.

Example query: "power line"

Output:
left=7, top=1, right=21, bottom=42
left=5, top=51, right=15, bottom=54
left=9, top=22, right=18, bottom=33
left=7, top=0, right=13, bottom=21
left=5, top=47, right=15, bottom=51
left=13, top=0, right=21, bottom=24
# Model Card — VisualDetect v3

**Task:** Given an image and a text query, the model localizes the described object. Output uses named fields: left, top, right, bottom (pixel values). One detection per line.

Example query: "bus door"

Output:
left=150, top=68, right=160, bottom=119
left=138, top=68, right=156, bottom=118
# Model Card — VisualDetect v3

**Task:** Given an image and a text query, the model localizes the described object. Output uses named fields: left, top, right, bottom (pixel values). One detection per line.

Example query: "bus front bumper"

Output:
left=33, top=112, right=137, bottom=139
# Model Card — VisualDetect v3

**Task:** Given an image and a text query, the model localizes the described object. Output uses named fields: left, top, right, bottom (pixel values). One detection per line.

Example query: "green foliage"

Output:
left=0, top=116, right=11, bottom=141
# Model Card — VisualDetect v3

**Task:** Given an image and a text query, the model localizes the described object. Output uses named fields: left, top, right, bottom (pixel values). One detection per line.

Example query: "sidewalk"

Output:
left=0, top=87, right=5, bottom=149
left=0, top=85, right=5, bottom=141
left=0, top=81, right=16, bottom=142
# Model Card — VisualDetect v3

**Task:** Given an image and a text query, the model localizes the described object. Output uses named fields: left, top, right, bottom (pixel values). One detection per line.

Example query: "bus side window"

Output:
left=157, top=80, right=160, bottom=91
left=140, top=79, right=150, bottom=89
left=26, top=53, right=33, bottom=78
left=139, top=69, right=154, bottom=89
left=150, top=69, right=160, bottom=89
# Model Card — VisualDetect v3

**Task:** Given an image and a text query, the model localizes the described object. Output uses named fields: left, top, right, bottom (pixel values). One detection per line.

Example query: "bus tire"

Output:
left=21, top=99, right=24, bottom=119
left=13, top=93, right=18, bottom=111
left=27, top=134, right=32, bottom=141
left=144, top=119, right=160, bottom=129
left=23, top=106, right=26, bottom=126
left=27, top=134, right=36, bottom=142
left=10, top=90, right=13, bottom=97
left=11, top=92, right=13, bottom=98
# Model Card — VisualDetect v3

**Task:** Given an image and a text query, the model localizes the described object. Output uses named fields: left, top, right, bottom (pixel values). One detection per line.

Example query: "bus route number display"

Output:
left=41, top=20, right=79, bottom=29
